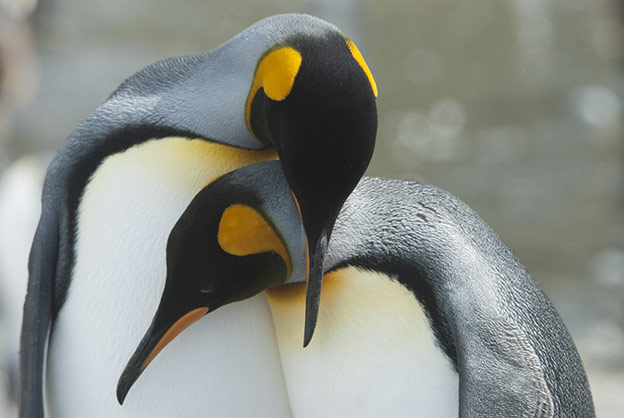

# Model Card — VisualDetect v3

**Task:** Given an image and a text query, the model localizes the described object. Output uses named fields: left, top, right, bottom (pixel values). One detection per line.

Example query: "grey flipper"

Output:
left=19, top=198, right=58, bottom=418
left=456, top=312, right=554, bottom=417
left=325, top=177, right=595, bottom=417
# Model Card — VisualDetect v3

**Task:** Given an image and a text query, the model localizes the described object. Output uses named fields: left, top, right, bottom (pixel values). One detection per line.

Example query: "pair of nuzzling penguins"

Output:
left=20, top=13, right=595, bottom=418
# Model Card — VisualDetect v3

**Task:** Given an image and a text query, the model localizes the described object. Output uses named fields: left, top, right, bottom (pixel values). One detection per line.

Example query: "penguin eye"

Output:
left=200, top=283, right=215, bottom=294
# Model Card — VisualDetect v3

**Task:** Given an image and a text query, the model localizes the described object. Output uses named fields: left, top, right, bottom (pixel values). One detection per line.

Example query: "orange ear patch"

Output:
left=246, top=47, right=303, bottom=133
left=217, top=204, right=292, bottom=277
left=141, top=307, right=209, bottom=371
left=346, top=39, right=378, bottom=97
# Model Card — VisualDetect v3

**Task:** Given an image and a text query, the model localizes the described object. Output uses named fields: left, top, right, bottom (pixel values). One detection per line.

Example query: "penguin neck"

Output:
left=265, top=266, right=459, bottom=418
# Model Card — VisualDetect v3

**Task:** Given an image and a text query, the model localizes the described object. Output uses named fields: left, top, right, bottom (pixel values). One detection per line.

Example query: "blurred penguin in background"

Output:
left=0, top=155, right=47, bottom=402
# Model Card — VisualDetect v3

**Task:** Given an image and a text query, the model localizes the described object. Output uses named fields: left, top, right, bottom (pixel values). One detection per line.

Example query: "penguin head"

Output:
left=244, top=17, right=378, bottom=345
left=117, top=161, right=307, bottom=404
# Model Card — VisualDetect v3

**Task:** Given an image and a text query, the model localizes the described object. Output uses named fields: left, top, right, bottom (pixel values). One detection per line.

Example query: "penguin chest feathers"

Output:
left=47, top=137, right=291, bottom=418
left=266, top=266, right=459, bottom=418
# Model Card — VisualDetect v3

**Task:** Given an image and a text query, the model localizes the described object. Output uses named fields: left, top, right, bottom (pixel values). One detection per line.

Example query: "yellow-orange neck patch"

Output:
left=217, top=204, right=292, bottom=277
left=246, top=47, right=303, bottom=134
left=346, top=39, right=378, bottom=97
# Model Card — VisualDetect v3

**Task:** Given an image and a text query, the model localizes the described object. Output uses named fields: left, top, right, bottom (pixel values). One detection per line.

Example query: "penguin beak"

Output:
left=299, top=212, right=331, bottom=348
left=117, top=305, right=209, bottom=405
left=117, top=161, right=307, bottom=404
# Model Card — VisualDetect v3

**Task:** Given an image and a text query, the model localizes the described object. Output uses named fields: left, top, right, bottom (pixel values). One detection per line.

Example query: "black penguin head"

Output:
left=248, top=31, right=377, bottom=214
left=247, top=30, right=378, bottom=345
left=117, top=161, right=307, bottom=404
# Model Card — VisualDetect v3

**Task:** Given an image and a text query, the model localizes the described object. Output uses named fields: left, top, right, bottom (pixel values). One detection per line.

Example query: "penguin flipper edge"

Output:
left=19, top=204, right=58, bottom=418
left=458, top=316, right=554, bottom=418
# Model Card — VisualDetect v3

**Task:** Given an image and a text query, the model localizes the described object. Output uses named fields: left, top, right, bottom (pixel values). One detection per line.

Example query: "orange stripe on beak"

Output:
left=141, top=307, right=209, bottom=371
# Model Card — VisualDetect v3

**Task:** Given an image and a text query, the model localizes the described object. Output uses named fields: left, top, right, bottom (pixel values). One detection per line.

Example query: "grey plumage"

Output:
left=326, top=177, right=595, bottom=417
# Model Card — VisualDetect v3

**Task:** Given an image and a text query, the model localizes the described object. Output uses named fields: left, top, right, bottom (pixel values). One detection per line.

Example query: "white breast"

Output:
left=266, top=266, right=459, bottom=418
left=46, top=138, right=292, bottom=418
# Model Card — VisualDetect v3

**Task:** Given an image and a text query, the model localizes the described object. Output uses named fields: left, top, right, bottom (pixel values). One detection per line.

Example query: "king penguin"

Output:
left=120, top=171, right=596, bottom=417
left=20, top=14, right=378, bottom=418
left=0, top=155, right=48, bottom=401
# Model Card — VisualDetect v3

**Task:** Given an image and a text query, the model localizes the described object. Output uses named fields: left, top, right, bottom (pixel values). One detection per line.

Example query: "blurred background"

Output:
left=0, top=0, right=622, bottom=416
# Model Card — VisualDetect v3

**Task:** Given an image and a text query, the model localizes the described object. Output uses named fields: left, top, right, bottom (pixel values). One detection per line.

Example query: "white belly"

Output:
left=266, top=266, right=459, bottom=418
left=47, top=137, right=292, bottom=418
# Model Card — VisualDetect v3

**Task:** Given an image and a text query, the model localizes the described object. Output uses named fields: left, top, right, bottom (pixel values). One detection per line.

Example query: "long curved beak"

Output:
left=117, top=304, right=208, bottom=404
left=302, top=228, right=328, bottom=347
